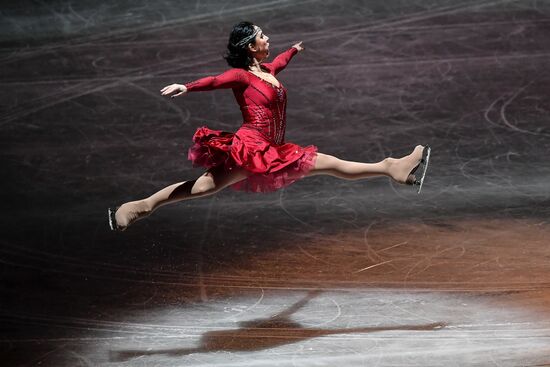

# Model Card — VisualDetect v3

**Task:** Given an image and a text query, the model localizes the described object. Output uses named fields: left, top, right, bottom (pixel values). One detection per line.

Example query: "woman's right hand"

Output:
left=292, top=41, right=304, bottom=52
left=160, top=84, right=187, bottom=98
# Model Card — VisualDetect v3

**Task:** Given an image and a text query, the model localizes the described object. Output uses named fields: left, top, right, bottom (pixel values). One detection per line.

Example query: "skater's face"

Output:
left=248, top=26, right=270, bottom=62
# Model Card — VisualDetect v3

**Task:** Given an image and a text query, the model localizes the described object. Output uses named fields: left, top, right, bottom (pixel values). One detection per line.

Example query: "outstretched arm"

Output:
left=160, top=68, right=249, bottom=98
left=268, top=42, right=304, bottom=75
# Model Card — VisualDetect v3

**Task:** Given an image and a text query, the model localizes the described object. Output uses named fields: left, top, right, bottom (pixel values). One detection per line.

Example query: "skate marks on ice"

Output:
left=97, top=287, right=549, bottom=366
left=7, top=218, right=546, bottom=366
left=110, top=290, right=444, bottom=361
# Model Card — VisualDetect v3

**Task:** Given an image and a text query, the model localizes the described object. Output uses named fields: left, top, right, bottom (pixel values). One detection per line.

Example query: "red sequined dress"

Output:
left=184, top=47, right=318, bottom=192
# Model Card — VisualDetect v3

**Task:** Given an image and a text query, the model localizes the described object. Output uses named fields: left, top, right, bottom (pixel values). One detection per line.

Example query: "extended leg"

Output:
left=111, top=165, right=248, bottom=230
left=307, top=145, right=425, bottom=183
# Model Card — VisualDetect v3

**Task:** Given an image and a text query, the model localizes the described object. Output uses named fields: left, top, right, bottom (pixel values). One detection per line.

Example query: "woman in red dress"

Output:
left=109, top=22, right=430, bottom=231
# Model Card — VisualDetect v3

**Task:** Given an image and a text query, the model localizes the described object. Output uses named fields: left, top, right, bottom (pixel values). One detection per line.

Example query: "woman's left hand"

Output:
left=292, top=41, right=305, bottom=52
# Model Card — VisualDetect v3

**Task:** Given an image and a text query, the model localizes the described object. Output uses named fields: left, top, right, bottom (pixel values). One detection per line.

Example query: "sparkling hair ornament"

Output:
left=232, top=27, right=260, bottom=48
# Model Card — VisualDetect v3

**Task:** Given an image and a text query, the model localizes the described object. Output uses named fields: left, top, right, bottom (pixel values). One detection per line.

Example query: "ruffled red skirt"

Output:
left=188, top=126, right=317, bottom=192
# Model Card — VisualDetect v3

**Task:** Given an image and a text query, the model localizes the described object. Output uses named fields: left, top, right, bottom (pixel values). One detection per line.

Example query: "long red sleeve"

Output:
left=185, top=68, right=249, bottom=92
left=265, top=47, right=298, bottom=75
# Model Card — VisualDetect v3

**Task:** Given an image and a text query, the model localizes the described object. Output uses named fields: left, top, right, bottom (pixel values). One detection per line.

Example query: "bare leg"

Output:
left=113, top=166, right=248, bottom=230
left=308, top=145, right=425, bottom=183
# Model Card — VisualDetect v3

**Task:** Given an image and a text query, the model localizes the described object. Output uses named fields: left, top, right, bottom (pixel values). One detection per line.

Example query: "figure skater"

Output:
left=109, top=21, right=430, bottom=231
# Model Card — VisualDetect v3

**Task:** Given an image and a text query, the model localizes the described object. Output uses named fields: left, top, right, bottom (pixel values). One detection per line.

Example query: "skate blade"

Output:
left=108, top=207, right=119, bottom=231
left=416, top=146, right=431, bottom=194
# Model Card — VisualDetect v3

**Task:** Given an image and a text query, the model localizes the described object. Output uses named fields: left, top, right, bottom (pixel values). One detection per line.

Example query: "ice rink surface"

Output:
left=1, top=0, right=550, bottom=365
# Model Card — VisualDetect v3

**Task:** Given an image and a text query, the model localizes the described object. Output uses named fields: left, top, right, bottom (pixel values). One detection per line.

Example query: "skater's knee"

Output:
left=191, top=175, right=217, bottom=195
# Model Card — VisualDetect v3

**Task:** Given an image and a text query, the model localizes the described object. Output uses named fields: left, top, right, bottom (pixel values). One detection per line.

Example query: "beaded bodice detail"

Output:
left=240, top=74, right=287, bottom=144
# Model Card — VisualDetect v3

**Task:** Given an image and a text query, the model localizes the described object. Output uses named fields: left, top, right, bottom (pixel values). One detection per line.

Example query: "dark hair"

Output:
left=224, top=21, right=256, bottom=69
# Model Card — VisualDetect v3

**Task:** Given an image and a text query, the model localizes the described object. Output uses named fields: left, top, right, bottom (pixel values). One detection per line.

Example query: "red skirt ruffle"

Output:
left=188, top=126, right=317, bottom=193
